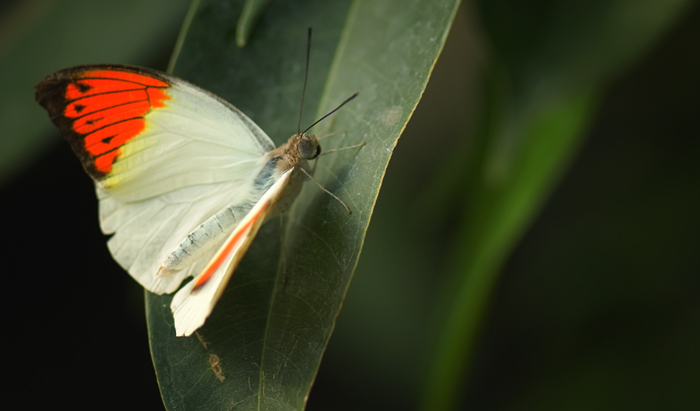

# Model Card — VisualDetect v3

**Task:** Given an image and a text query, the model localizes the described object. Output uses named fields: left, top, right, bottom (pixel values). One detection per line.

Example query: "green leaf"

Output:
left=422, top=1, right=694, bottom=410
left=145, top=0, right=461, bottom=409
left=0, top=0, right=189, bottom=185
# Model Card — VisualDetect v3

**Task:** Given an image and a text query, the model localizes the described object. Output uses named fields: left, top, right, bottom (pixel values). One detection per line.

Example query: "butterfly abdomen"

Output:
left=157, top=200, right=256, bottom=277
left=157, top=157, right=284, bottom=277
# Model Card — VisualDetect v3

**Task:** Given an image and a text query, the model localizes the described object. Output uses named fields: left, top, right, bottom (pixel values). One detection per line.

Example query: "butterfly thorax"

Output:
left=156, top=133, right=319, bottom=278
left=265, top=132, right=319, bottom=215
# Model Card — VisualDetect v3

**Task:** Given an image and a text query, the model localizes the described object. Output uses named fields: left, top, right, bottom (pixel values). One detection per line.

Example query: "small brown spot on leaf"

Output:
left=209, top=354, right=224, bottom=382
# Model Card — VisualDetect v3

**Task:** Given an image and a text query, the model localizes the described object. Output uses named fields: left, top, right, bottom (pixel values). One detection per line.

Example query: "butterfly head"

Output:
left=296, top=133, right=321, bottom=160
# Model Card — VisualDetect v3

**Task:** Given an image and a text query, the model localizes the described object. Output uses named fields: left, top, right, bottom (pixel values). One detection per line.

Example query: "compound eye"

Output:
left=298, top=138, right=320, bottom=159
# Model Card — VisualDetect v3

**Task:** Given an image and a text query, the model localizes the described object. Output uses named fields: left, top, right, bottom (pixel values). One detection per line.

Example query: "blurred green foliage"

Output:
left=315, top=1, right=699, bottom=410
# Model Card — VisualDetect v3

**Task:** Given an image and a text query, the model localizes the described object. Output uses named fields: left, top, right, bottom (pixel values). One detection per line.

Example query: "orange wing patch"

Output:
left=36, top=65, right=171, bottom=179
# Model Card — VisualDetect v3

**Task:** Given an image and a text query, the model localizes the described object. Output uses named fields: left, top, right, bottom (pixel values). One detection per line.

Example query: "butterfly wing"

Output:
left=171, top=168, right=294, bottom=336
left=36, top=65, right=276, bottom=294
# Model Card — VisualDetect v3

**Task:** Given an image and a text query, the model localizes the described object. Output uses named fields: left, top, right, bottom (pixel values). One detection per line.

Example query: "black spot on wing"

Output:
left=77, top=82, right=91, bottom=93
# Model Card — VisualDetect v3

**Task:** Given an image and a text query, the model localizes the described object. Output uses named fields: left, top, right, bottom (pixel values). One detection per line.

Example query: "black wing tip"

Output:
left=35, top=64, right=172, bottom=92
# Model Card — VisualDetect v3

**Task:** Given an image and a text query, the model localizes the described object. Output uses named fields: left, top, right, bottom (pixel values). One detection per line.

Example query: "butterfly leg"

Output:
left=299, top=167, right=352, bottom=214
left=318, top=141, right=366, bottom=157
left=279, top=213, right=289, bottom=292
left=303, top=141, right=365, bottom=213
left=312, top=140, right=366, bottom=174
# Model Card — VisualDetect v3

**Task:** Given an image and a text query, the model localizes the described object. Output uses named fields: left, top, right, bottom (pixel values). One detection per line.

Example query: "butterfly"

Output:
left=35, top=59, right=360, bottom=337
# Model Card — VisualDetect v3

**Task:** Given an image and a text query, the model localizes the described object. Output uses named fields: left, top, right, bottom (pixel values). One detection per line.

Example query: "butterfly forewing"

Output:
left=35, top=66, right=172, bottom=180
left=35, top=65, right=278, bottom=295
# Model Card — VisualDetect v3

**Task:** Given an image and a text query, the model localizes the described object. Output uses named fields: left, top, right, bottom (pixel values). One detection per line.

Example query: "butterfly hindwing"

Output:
left=171, top=169, right=294, bottom=336
left=36, top=64, right=276, bottom=201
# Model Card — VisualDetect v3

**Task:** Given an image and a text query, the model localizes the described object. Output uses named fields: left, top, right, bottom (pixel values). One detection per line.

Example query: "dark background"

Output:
left=2, top=1, right=698, bottom=410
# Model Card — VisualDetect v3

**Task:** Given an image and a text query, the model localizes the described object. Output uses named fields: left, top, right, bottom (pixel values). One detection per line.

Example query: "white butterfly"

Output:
left=35, top=61, right=360, bottom=336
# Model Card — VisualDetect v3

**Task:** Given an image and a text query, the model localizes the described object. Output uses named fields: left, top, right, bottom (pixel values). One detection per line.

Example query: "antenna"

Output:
left=297, top=27, right=312, bottom=134
left=302, top=92, right=359, bottom=134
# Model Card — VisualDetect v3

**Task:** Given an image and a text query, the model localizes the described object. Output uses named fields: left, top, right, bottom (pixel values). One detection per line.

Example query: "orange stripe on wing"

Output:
left=95, top=150, right=122, bottom=174
left=65, top=89, right=149, bottom=118
left=66, top=79, right=145, bottom=100
left=147, top=87, right=169, bottom=108
left=81, top=69, right=169, bottom=88
left=192, top=200, right=272, bottom=289
left=62, top=69, right=172, bottom=176
left=73, top=101, right=151, bottom=134
left=84, top=119, right=145, bottom=156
